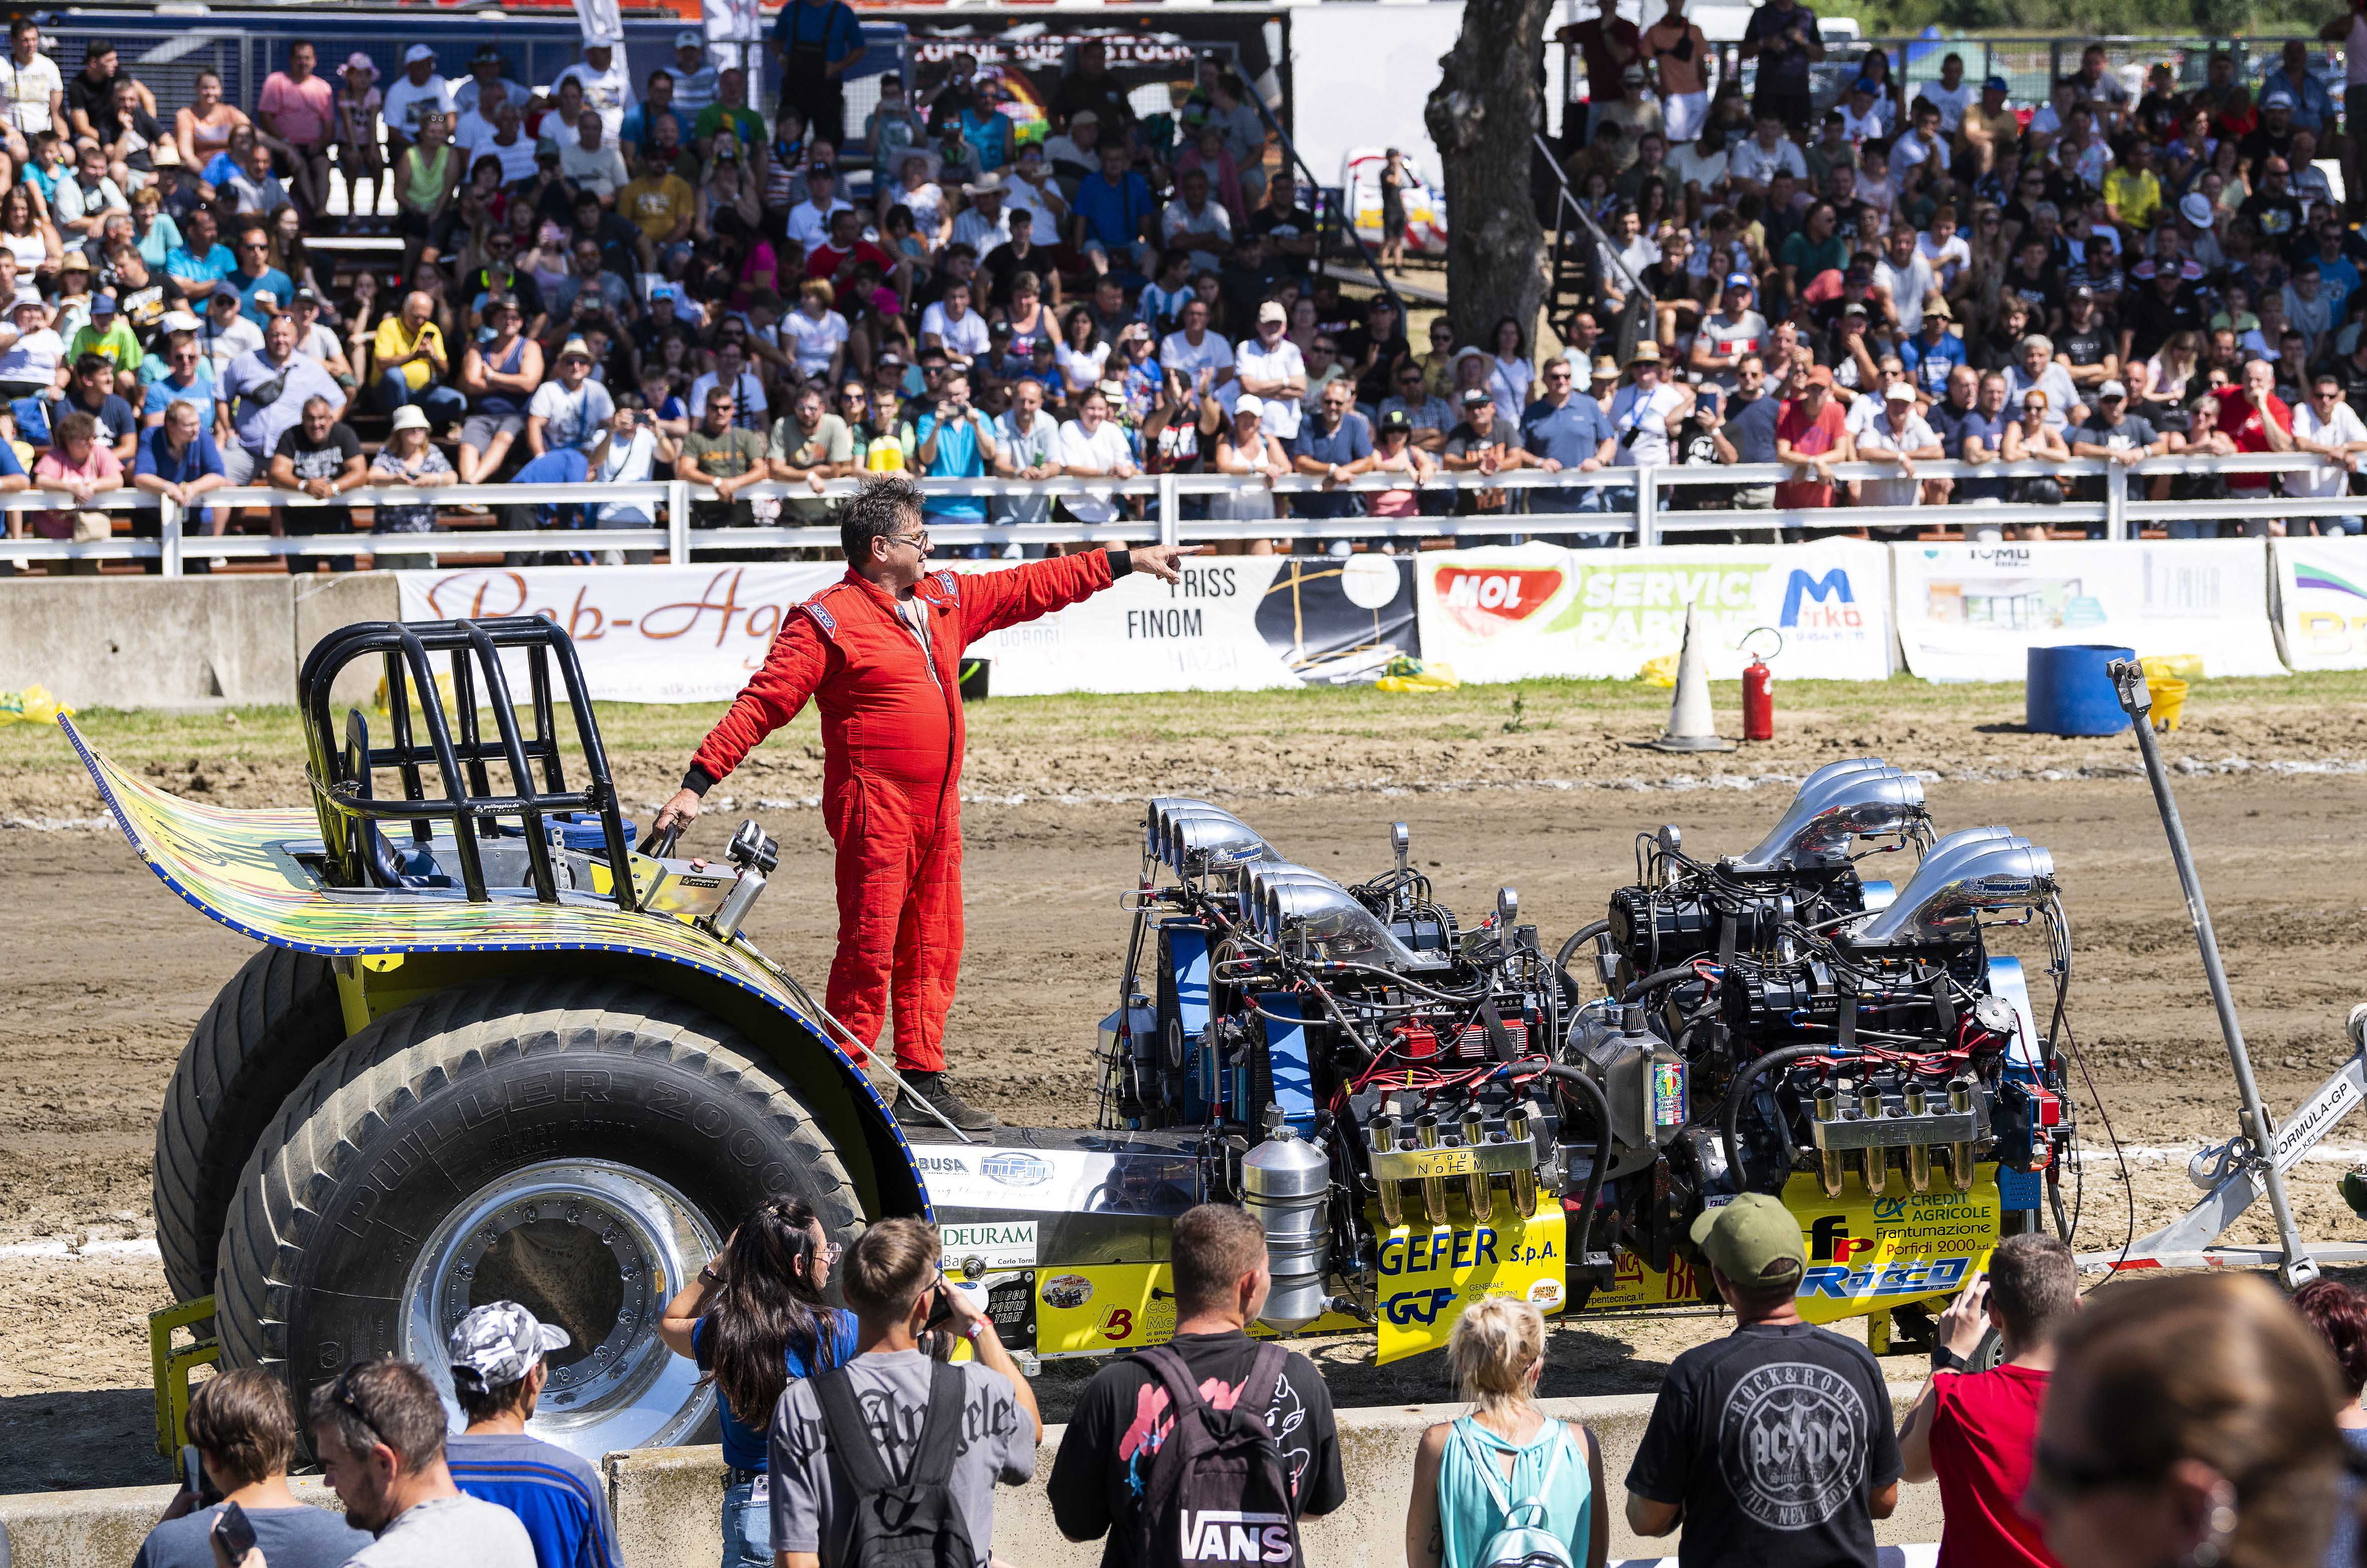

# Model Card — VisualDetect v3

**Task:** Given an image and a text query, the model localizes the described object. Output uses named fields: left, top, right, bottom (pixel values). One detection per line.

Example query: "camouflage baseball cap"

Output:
left=1689, top=1192, right=1806, bottom=1291
left=447, top=1301, right=572, bottom=1391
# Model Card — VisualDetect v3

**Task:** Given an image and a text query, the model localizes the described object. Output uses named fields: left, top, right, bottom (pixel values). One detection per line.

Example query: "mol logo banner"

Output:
left=1413, top=542, right=1893, bottom=682
left=1431, top=564, right=1564, bottom=632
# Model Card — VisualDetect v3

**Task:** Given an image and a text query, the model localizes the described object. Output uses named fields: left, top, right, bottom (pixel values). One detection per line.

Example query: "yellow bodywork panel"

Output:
left=1581, top=1172, right=2003, bottom=1323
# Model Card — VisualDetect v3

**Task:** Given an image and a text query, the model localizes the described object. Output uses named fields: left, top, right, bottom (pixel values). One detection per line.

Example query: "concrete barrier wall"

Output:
left=0, top=575, right=396, bottom=709
left=0, top=1382, right=1946, bottom=1568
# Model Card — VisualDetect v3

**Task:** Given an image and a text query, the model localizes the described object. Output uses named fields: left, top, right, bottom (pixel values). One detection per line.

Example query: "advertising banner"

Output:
left=2271, top=537, right=2367, bottom=670
left=397, top=564, right=843, bottom=704
left=1411, top=541, right=1893, bottom=683
left=398, top=556, right=1417, bottom=702
left=1891, top=541, right=2284, bottom=682
left=961, top=553, right=1415, bottom=695
left=905, top=13, right=1287, bottom=147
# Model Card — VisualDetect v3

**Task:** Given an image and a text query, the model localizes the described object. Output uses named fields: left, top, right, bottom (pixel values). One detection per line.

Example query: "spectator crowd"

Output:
left=133, top=1184, right=2367, bottom=1568
left=11, top=14, right=2365, bottom=572
left=1549, top=6, right=2367, bottom=537
left=0, top=20, right=1492, bottom=573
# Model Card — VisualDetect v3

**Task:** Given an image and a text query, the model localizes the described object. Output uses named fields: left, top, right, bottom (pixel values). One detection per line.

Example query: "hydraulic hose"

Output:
left=1720, top=1043, right=1857, bottom=1196
left=1531, top=1065, right=1612, bottom=1267
left=1623, top=964, right=1707, bottom=1003
left=1555, top=920, right=1610, bottom=989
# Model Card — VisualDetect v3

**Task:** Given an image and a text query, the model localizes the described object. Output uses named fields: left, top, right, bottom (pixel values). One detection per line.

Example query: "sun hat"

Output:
left=388, top=404, right=431, bottom=433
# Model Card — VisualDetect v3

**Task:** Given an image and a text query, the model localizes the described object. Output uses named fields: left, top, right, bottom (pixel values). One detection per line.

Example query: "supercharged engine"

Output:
left=1106, top=767, right=2079, bottom=1353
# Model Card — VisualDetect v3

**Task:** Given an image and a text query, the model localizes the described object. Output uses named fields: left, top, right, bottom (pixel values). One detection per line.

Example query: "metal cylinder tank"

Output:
left=1242, top=1127, right=1332, bottom=1331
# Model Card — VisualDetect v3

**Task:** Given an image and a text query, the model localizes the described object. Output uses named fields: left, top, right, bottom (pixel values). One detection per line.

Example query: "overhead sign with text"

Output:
left=1892, top=541, right=2283, bottom=682
left=1411, top=541, right=1893, bottom=683
left=2271, top=537, right=2367, bottom=670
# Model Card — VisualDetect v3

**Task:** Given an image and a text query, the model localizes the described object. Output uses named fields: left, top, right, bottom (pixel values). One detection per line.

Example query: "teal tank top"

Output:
left=1436, top=1414, right=1590, bottom=1568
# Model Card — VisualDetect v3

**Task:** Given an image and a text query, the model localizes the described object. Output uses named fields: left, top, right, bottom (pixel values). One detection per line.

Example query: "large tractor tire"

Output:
left=213, top=978, right=860, bottom=1462
left=155, top=946, right=350, bottom=1303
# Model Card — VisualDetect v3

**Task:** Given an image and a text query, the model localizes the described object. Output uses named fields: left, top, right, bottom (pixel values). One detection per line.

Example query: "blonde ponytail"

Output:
left=1449, top=1295, right=1546, bottom=1418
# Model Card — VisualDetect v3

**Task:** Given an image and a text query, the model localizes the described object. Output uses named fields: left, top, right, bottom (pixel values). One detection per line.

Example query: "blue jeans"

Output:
left=376, top=368, right=467, bottom=431
left=722, top=1475, right=771, bottom=1568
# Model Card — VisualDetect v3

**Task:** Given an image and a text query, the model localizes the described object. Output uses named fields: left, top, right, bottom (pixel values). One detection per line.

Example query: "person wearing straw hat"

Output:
left=1607, top=338, right=1687, bottom=470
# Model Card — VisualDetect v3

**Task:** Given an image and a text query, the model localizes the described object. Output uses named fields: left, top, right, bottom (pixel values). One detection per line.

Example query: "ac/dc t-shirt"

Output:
left=1625, top=1320, right=1901, bottom=1568
left=1045, top=1330, right=1347, bottom=1568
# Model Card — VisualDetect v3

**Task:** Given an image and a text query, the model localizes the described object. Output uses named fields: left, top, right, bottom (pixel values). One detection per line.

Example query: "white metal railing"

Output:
left=0, top=455, right=2349, bottom=575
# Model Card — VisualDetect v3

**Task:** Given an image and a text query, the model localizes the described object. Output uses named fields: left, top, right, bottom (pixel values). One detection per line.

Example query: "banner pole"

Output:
left=1635, top=468, right=1658, bottom=549
left=2106, top=461, right=2127, bottom=543
left=667, top=481, right=692, bottom=563
left=159, top=497, right=182, bottom=578
left=1157, top=473, right=1178, bottom=548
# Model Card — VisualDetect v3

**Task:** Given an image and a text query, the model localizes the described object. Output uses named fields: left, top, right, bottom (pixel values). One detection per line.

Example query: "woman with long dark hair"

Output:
left=659, top=1197, right=855, bottom=1568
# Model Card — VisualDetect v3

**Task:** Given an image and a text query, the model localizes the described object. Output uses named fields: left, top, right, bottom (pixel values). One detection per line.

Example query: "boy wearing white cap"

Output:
left=1227, top=298, right=1304, bottom=440
left=664, top=30, right=721, bottom=118
left=378, top=45, right=452, bottom=164
left=556, top=38, right=637, bottom=144
left=445, top=1300, right=625, bottom=1568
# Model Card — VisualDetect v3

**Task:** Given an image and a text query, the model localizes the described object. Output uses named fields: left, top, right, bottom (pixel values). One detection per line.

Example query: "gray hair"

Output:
left=2017, top=334, right=2053, bottom=359
left=839, top=472, right=924, bottom=563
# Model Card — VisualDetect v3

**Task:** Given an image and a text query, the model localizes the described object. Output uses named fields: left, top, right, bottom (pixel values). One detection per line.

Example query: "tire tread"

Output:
left=214, top=978, right=856, bottom=1383
left=152, top=947, right=346, bottom=1301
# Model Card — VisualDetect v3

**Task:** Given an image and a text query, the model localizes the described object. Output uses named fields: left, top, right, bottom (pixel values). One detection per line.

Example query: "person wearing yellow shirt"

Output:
left=2102, top=140, right=2163, bottom=240
left=68, top=293, right=143, bottom=396
left=370, top=288, right=464, bottom=431
left=616, top=153, right=695, bottom=275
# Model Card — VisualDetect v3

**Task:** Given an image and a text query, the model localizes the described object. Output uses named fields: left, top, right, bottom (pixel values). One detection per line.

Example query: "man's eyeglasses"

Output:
left=886, top=529, right=929, bottom=551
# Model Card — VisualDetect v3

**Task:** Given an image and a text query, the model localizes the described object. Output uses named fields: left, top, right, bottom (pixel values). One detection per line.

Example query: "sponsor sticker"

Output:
left=1041, top=1273, right=1093, bottom=1310
left=1374, top=1197, right=1567, bottom=1365
left=981, top=1151, right=1053, bottom=1187
left=938, top=1220, right=1038, bottom=1270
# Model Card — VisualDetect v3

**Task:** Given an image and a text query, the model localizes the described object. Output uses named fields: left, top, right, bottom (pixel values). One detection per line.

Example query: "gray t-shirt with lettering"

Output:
left=768, top=1348, right=1036, bottom=1565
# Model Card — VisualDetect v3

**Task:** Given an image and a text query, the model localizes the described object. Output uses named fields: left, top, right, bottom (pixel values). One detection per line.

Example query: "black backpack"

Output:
left=810, top=1358, right=974, bottom=1568
left=1129, top=1342, right=1305, bottom=1568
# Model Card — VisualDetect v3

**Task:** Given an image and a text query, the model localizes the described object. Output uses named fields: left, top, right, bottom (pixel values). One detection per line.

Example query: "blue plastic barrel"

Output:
left=2026, top=645, right=2134, bottom=736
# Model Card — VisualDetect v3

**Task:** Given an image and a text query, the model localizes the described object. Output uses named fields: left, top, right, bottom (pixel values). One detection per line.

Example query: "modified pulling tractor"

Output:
left=81, top=619, right=2079, bottom=1465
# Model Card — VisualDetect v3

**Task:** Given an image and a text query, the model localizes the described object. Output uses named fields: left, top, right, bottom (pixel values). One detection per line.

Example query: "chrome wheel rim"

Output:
left=402, top=1159, right=719, bottom=1462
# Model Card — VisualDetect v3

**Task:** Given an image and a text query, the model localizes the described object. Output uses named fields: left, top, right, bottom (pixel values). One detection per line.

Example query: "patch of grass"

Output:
left=13, top=667, right=2367, bottom=771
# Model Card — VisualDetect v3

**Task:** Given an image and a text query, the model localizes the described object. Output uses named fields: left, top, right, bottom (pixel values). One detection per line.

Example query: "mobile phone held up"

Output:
left=181, top=1443, right=222, bottom=1506
left=214, top=1499, right=259, bottom=1560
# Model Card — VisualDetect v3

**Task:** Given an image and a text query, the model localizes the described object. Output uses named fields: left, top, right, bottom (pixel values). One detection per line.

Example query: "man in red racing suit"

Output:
left=653, top=473, right=1192, bottom=1129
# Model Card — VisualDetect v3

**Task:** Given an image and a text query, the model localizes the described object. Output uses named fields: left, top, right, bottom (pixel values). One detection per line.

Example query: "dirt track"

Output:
left=6, top=686, right=2367, bottom=1491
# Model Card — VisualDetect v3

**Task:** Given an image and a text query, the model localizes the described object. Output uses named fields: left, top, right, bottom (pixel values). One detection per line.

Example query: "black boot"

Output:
left=894, top=1070, right=994, bottom=1131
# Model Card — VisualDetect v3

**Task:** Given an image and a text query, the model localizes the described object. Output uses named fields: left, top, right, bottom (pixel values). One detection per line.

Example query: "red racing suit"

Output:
left=684, top=550, right=1125, bottom=1071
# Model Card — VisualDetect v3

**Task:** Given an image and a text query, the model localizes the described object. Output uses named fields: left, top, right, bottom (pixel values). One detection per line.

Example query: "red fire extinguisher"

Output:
left=1741, top=628, right=1781, bottom=741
